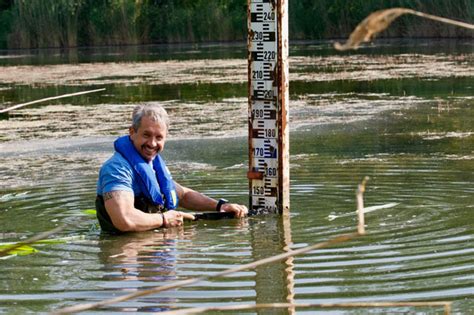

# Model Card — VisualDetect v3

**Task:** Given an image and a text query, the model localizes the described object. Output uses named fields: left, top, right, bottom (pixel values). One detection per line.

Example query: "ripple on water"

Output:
left=0, top=45, right=473, bottom=313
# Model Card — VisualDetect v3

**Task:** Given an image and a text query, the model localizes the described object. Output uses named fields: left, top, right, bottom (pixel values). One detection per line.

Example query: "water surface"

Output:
left=0, top=39, right=473, bottom=314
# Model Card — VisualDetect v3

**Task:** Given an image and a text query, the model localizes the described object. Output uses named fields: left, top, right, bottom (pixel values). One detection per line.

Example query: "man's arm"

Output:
left=175, top=182, right=248, bottom=218
left=104, top=190, right=194, bottom=232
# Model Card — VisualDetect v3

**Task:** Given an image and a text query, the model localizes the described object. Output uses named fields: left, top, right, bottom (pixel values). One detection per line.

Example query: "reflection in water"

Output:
left=250, top=214, right=295, bottom=315
left=97, top=230, right=186, bottom=312
left=283, top=213, right=296, bottom=315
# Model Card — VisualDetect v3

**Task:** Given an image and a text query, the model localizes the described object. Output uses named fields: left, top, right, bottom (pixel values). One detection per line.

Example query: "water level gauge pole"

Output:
left=247, top=0, right=289, bottom=215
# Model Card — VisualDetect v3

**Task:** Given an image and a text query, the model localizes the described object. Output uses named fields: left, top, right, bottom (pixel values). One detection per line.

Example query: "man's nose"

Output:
left=148, top=138, right=157, bottom=147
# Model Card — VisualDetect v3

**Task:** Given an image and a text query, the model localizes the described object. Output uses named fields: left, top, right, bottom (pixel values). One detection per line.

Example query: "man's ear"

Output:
left=129, top=126, right=134, bottom=136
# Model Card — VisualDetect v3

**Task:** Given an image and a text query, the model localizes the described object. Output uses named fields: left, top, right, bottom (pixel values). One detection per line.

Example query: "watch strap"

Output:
left=216, top=198, right=229, bottom=212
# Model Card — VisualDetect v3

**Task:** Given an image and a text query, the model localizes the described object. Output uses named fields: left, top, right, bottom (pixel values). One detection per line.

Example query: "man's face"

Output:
left=129, top=116, right=167, bottom=162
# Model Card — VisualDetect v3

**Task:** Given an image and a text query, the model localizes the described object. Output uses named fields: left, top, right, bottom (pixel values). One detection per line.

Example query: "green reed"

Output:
left=0, top=0, right=471, bottom=49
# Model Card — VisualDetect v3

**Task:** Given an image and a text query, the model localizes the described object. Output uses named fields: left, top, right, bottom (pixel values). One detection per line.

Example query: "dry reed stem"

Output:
left=159, top=301, right=452, bottom=315
left=335, top=7, right=474, bottom=51
left=0, top=88, right=106, bottom=114
left=356, top=176, right=369, bottom=235
left=52, top=232, right=361, bottom=314
left=0, top=225, right=66, bottom=257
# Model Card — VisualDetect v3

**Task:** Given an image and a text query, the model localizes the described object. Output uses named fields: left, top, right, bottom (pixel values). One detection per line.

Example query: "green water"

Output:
left=0, top=39, right=473, bottom=314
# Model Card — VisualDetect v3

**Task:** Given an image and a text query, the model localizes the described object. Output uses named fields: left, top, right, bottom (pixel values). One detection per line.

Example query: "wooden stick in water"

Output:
left=356, top=176, right=369, bottom=235
left=158, top=301, right=452, bottom=315
left=0, top=88, right=106, bottom=114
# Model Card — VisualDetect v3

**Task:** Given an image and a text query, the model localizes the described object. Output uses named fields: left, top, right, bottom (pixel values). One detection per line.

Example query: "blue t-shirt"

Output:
left=97, top=152, right=144, bottom=196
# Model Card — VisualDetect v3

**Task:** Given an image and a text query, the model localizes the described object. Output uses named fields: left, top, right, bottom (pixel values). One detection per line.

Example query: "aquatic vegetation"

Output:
left=0, top=225, right=65, bottom=258
left=0, top=243, right=38, bottom=257
left=82, top=209, right=97, bottom=217
left=0, top=232, right=88, bottom=259
left=0, top=54, right=472, bottom=87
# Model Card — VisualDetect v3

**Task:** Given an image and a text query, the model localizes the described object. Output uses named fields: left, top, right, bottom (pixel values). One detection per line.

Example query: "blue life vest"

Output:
left=114, top=135, right=178, bottom=210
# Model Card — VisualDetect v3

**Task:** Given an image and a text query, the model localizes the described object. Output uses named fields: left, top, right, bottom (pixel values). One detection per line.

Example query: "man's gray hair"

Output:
left=131, top=104, right=170, bottom=131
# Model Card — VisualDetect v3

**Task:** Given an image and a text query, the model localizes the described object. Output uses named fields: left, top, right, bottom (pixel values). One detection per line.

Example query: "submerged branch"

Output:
left=158, top=301, right=452, bottom=315
left=0, top=88, right=106, bottom=114
left=335, top=8, right=474, bottom=51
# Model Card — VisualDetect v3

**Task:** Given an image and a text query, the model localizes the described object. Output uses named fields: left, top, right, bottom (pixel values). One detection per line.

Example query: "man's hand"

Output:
left=220, top=203, right=248, bottom=218
left=162, top=210, right=195, bottom=227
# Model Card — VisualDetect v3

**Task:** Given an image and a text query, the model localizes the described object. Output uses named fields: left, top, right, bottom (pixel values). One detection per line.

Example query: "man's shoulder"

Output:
left=98, top=152, right=135, bottom=194
left=101, top=152, right=131, bottom=172
left=99, top=153, right=135, bottom=181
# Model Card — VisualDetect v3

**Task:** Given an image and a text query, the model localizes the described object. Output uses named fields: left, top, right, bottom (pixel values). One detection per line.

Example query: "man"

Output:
left=96, top=104, right=248, bottom=233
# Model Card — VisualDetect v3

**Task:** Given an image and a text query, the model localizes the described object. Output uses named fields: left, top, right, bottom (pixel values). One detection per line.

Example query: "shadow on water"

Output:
left=0, top=40, right=473, bottom=313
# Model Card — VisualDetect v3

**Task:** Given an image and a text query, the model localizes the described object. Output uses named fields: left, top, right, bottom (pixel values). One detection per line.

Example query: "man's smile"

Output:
left=142, top=145, right=158, bottom=156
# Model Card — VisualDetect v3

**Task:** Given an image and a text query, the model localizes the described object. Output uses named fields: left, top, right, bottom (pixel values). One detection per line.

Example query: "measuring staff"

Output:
left=96, top=104, right=248, bottom=233
left=248, top=0, right=290, bottom=214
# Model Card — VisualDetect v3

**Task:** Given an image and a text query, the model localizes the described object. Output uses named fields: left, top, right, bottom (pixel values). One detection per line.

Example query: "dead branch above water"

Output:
left=335, top=8, right=474, bottom=51
left=357, top=176, right=369, bottom=234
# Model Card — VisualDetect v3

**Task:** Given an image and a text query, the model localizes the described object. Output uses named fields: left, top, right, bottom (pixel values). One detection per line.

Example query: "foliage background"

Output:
left=0, top=0, right=472, bottom=49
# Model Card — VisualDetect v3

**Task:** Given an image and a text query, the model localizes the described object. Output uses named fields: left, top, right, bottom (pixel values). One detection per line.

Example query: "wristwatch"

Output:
left=216, top=198, right=229, bottom=212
